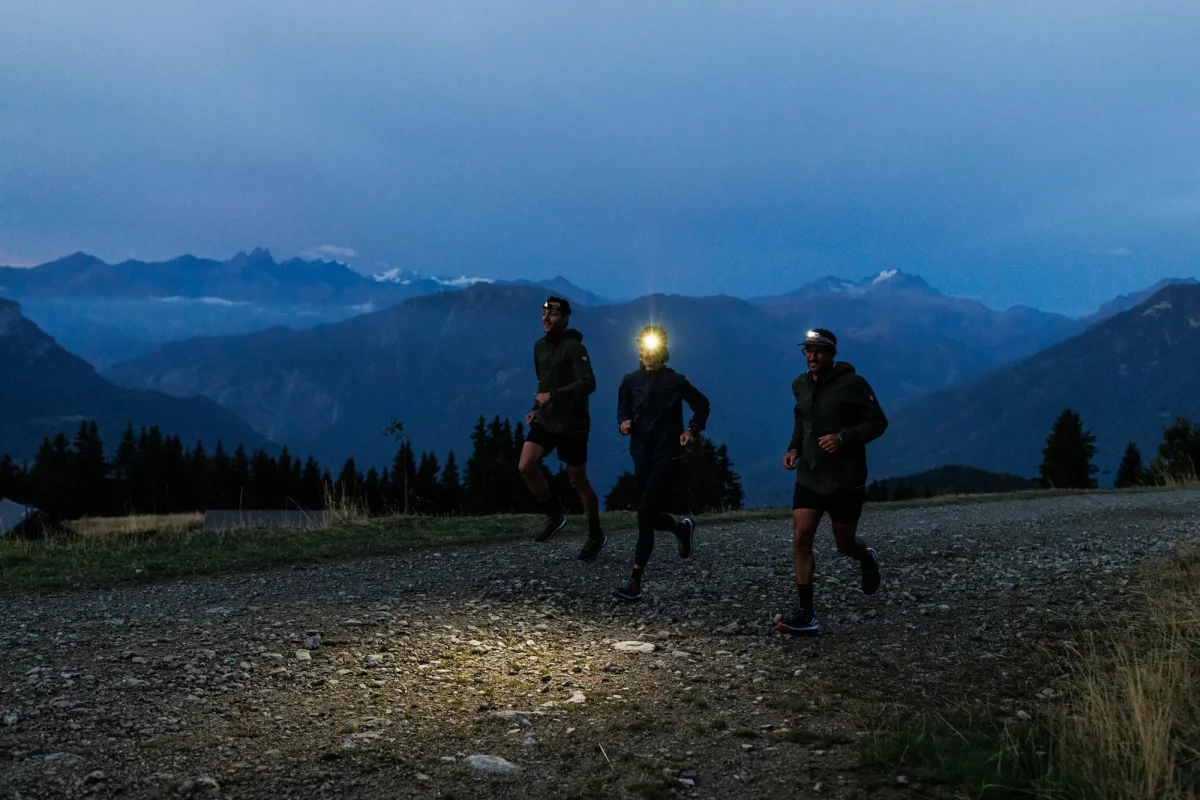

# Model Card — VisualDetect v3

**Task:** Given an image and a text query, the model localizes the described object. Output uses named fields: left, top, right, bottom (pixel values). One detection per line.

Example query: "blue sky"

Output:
left=2, top=1, right=1198, bottom=316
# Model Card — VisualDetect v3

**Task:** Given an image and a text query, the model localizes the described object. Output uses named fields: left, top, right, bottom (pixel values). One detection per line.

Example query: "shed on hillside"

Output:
left=0, top=498, right=57, bottom=539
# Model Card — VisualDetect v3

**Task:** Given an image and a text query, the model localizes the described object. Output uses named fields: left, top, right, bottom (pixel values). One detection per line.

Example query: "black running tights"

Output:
left=634, top=460, right=679, bottom=567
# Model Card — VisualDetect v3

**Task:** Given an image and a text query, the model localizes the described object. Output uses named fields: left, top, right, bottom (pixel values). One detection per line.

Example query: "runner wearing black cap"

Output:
left=778, top=327, right=888, bottom=635
left=519, top=296, right=607, bottom=560
left=611, top=325, right=710, bottom=601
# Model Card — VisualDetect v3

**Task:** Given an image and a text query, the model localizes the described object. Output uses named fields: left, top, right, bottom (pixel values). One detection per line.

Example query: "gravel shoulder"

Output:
left=3, top=490, right=1199, bottom=799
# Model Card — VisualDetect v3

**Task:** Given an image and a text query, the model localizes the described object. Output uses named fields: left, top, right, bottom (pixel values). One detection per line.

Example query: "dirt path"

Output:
left=3, top=490, right=1199, bottom=799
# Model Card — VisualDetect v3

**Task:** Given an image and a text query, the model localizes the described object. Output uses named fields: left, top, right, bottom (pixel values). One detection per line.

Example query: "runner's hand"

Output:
left=525, top=411, right=536, bottom=426
left=620, top=420, right=632, bottom=435
left=783, top=450, right=799, bottom=470
left=680, top=430, right=694, bottom=447
left=818, top=434, right=842, bottom=453
left=534, top=392, right=551, bottom=407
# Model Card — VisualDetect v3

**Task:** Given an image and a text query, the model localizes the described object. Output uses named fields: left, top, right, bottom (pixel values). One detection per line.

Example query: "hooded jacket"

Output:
left=532, top=328, right=596, bottom=433
left=617, top=365, right=711, bottom=466
left=788, top=361, right=888, bottom=494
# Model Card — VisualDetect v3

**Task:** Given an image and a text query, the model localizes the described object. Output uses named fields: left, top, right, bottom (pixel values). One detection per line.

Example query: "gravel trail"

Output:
left=3, top=490, right=1199, bottom=799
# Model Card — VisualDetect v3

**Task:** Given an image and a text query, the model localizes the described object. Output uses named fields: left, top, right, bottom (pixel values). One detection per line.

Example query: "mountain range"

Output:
left=0, top=249, right=601, bottom=368
left=0, top=298, right=267, bottom=462
left=99, top=275, right=1112, bottom=506
left=873, top=282, right=1200, bottom=481
left=4, top=249, right=1198, bottom=505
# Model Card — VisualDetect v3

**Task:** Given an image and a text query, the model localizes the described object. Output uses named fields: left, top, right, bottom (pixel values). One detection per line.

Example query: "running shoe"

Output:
left=534, top=513, right=567, bottom=543
left=861, top=547, right=881, bottom=595
left=577, top=533, right=607, bottom=561
left=612, top=578, right=642, bottom=601
left=677, top=518, right=694, bottom=559
left=777, top=613, right=820, bottom=636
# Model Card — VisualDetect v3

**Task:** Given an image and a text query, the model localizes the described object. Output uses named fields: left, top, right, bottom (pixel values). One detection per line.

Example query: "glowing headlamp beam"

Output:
left=640, top=334, right=662, bottom=352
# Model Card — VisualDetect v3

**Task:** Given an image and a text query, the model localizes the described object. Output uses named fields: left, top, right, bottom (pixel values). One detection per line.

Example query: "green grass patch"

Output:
left=0, top=507, right=789, bottom=593
left=856, top=710, right=1073, bottom=798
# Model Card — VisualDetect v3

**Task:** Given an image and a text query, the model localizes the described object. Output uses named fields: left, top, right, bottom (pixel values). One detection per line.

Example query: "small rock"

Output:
left=3, top=714, right=18, bottom=727
left=305, top=635, right=322, bottom=650
left=178, top=776, right=220, bottom=796
left=565, top=691, right=586, bottom=704
left=613, top=641, right=656, bottom=654
left=679, top=777, right=696, bottom=787
left=1016, top=710, right=1031, bottom=721
left=416, top=773, right=430, bottom=781
left=363, top=655, right=382, bottom=668
left=295, top=651, right=312, bottom=662
left=896, top=774, right=910, bottom=786
left=465, top=754, right=520, bottom=775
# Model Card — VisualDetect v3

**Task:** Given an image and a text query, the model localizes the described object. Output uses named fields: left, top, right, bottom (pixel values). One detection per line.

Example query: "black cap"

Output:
left=800, top=328, right=837, bottom=350
left=543, top=296, right=571, bottom=316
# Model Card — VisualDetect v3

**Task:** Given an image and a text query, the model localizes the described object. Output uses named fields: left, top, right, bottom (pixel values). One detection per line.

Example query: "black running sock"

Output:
left=587, top=512, right=602, bottom=537
left=796, top=584, right=814, bottom=619
left=631, top=566, right=645, bottom=583
left=544, top=495, right=562, bottom=518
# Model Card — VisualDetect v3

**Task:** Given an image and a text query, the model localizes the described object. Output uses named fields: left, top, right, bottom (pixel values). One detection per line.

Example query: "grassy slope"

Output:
left=0, top=486, right=1180, bottom=594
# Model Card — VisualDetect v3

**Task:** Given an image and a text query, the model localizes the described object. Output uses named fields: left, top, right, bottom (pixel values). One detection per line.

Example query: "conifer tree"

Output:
left=438, top=451, right=463, bottom=514
left=1038, top=409, right=1098, bottom=489
left=1114, top=442, right=1145, bottom=489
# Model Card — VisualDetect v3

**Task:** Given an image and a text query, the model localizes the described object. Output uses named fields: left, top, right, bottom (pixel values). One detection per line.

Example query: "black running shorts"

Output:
left=792, top=482, right=865, bottom=525
left=525, top=422, right=589, bottom=467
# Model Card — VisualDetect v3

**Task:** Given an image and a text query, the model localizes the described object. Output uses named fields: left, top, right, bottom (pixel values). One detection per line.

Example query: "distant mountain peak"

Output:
left=372, top=267, right=493, bottom=288
left=771, top=268, right=938, bottom=301
left=231, top=247, right=276, bottom=266
left=859, top=269, right=939, bottom=294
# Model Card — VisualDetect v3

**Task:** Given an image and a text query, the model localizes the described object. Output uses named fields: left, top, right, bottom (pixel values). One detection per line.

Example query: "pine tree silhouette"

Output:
left=438, top=451, right=463, bottom=515
left=1038, top=409, right=1098, bottom=489
left=1114, top=442, right=1144, bottom=488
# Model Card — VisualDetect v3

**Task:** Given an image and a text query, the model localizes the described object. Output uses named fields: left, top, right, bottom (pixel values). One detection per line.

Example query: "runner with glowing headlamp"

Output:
left=612, top=325, right=711, bottom=601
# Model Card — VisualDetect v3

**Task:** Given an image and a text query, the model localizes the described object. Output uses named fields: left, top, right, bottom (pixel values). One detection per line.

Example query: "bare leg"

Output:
left=792, top=508, right=821, bottom=584
left=833, top=519, right=880, bottom=594
left=567, top=464, right=600, bottom=525
left=518, top=441, right=551, bottom=503
left=832, top=521, right=869, bottom=561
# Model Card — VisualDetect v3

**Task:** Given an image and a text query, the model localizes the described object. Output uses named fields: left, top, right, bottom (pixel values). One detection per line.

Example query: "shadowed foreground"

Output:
left=2, top=491, right=1198, bottom=798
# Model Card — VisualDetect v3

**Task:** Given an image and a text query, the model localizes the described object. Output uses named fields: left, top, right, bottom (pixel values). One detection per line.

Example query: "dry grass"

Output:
left=857, top=543, right=1200, bottom=798
left=69, top=513, right=204, bottom=538
left=1058, top=547, right=1200, bottom=799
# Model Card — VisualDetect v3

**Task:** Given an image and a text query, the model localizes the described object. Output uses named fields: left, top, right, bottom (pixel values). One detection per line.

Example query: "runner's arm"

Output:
left=838, top=378, right=888, bottom=445
left=681, top=377, right=710, bottom=434
left=617, top=376, right=633, bottom=425
left=788, top=383, right=804, bottom=453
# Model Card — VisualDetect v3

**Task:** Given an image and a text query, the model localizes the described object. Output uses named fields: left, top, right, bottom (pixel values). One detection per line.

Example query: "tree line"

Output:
left=854, top=409, right=1200, bottom=503
left=1038, top=409, right=1199, bottom=490
left=0, top=416, right=744, bottom=520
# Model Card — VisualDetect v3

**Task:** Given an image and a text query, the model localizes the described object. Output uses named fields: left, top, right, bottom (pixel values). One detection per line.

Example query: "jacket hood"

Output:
left=546, top=328, right=583, bottom=342
left=803, top=361, right=856, bottom=384
left=827, top=361, right=856, bottom=379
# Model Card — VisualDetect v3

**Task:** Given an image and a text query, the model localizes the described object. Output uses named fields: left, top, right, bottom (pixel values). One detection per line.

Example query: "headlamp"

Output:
left=640, top=333, right=661, bottom=352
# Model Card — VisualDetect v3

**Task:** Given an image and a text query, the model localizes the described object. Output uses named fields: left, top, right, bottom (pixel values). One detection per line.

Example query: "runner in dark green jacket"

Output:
left=778, top=328, right=888, bottom=636
left=518, top=296, right=606, bottom=560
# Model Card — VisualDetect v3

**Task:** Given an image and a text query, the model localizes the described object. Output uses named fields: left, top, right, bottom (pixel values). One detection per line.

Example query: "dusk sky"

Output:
left=2, top=1, right=1198, bottom=316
